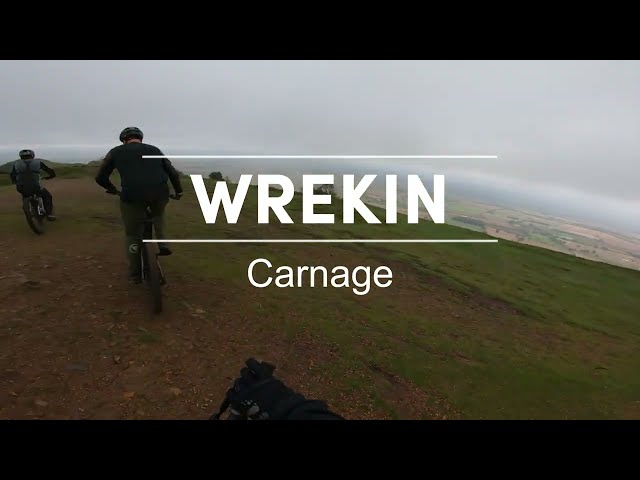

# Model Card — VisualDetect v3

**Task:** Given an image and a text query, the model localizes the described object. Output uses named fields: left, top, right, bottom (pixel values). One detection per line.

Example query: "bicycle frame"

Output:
left=33, top=195, right=46, bottom=216
left=139, top=206, right=165, bottom=313
left=141, top=207, right=166, bottom=283
left=23, top=193, right=45, bottom=214
left=106, top=190, right=176, bottom=313
left=22, top=193, right=47, bottom=234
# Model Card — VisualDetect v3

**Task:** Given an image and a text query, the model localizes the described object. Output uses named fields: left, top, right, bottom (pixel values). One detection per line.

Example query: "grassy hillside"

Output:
left=2, top=173, right=639, bottom=419
left=160, top=179, right=640, bottom=419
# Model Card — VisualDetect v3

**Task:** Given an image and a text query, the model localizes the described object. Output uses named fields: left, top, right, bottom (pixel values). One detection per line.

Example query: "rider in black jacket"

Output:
left=213, top=358, right=344, bottom=420
left=95, top=127, right=183, bottom=283
left=10, top=149, right=57, bottom=220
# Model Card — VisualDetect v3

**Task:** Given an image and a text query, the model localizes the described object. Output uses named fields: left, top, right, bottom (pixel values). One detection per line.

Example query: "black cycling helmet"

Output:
left=119, top=126, right=144, bottom=143
left=19, top=149, right=35, bottom=159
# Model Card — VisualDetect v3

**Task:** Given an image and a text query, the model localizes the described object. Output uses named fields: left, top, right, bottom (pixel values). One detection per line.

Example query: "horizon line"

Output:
left=142, top=155, right=498, bottom=159
left=143, top=239, right=499, bottom=244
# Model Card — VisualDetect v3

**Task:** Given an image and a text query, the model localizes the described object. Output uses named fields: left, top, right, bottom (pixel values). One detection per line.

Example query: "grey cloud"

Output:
left=1, top=60, right=638, bottom=205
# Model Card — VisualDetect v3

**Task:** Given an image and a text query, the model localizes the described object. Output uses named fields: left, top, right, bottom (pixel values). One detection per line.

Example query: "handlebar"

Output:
left=209, top=387, right=247, bottom=420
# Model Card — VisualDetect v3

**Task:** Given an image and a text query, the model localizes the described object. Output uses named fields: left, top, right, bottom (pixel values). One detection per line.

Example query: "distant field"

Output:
left=435, top=198, right=640, bottom=272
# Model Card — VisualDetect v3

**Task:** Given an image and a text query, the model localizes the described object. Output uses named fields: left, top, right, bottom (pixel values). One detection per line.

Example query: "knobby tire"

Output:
left=23, top=198, right=46, bottom=235
left=142, top=243, right=163, bottom=314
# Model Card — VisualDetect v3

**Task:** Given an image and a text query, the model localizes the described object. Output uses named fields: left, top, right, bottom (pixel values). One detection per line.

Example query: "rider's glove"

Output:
left=226, top=358, right=307, bottom=420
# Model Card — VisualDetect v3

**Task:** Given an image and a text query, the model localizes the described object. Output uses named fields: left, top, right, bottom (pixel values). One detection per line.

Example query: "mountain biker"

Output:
left=95, top=127, right=184, bottom=284
left=212, top=358, right=345, bottom=420
left=9, top=149, right=57, bottom=220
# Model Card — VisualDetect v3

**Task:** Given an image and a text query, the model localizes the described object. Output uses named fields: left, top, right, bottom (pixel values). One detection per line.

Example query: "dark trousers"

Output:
left=119, top=198, right=168, bottom=277
left=18, top=185, right=54, bottom=215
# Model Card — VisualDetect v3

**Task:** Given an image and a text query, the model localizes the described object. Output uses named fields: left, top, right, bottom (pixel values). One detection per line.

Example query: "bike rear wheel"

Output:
left=141, top=242, right=163, bottom=314
left=23, top=197, right=46, bottom=235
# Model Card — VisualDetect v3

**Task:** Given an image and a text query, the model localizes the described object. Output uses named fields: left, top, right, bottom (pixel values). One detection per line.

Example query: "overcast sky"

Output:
left=1, top=60, right=639, bottom=206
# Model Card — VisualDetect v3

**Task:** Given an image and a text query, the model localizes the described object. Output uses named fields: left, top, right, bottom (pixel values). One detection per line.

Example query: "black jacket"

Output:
left=95, top=142, right=183, bottom=203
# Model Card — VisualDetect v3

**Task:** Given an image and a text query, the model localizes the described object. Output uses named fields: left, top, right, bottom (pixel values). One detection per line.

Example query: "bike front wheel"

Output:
left=23, top=197, right=46, bottom=235
left=141, top=242, right=163, bottom=314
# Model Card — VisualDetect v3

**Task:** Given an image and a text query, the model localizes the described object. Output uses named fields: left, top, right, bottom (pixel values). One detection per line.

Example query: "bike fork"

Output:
left=157, top=256, right=166, bottom=286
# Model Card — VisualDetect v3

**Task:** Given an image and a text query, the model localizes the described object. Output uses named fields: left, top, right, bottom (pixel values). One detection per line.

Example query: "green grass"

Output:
left=167, top=178, right=640, bottom=419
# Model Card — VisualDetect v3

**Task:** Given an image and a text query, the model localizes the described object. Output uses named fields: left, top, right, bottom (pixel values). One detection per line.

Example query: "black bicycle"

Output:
left=22, top=178, right=54, bottom=235
left=22, top=193, right=47, bottom=234
left=141, top=202, right=167, bottom=314
left=108, top=191, right=180, bottom=314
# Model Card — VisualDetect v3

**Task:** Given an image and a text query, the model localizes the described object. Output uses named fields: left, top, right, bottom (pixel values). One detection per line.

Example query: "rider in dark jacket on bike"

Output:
left=10, top=149, right=57, bottom=220
left=95, top=127, right=184, bottom=283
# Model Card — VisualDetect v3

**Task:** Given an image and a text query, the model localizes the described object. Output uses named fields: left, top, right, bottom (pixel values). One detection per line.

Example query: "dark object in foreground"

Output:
left=211, top=358, right=345, bottom=420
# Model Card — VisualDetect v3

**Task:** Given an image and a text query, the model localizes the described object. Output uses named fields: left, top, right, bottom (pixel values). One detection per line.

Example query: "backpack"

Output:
left=15, top=159, right=41, bottom=196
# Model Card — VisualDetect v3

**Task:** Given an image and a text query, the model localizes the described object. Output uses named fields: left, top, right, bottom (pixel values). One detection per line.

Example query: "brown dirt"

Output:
left=0, top=231, right=387, bottom=419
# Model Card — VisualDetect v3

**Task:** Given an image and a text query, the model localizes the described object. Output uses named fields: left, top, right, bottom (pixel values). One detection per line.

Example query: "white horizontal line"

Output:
left=143, top=239, right=498, bottom=244
left=142, top=155, right=498, bottom=159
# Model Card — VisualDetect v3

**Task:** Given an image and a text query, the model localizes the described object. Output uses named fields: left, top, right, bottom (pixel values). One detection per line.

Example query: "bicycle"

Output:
left=107, top=191, right=180, bottom=314
left=141, top=201, right=167, bottom=314
left=21, top=177, right=54, bottom=235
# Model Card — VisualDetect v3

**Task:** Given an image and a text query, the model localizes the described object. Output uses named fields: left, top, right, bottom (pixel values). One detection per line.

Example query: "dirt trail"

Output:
left=0, top=180, right=449, bottom=419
